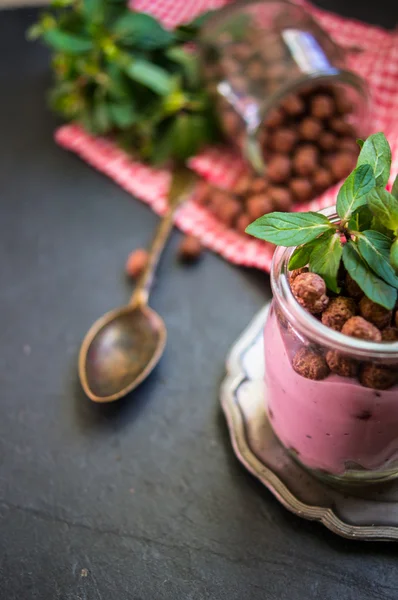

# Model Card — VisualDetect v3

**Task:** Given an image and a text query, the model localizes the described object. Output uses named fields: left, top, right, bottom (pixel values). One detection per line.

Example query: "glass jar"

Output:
left=265, top=207, right=398, bottom=485
left=200, top=0, right=369, bottom=175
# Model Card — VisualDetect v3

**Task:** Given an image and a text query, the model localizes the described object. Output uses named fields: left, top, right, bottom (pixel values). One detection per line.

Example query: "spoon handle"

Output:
left=130, top=166, right=198, bottom=307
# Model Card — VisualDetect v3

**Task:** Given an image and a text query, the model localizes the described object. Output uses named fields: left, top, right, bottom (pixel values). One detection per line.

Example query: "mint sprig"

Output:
left=28, top=0, right=218, bottom=164
left=246, top=132, right=398, bottom=310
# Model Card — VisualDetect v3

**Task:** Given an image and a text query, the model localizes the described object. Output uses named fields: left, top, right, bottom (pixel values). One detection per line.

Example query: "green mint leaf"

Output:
left=309, top=230, right=342, bottom=293
left=245, top=212, right=333, bottom=246
left=80, top=108, right=95, bottom=133
left=336, top=164, right=375, bottom=221
left=390, top=239, right=398, bottom=273
left=108, top=102, right=137, bottom=128
left=392, top=175, right=398, bottom=200
left=348, top=205, right=373, bottom=232
left=342, top=241, right=397, bottom=309
left=151, top=121, right=175, bottom=165
left=152, top=113, right=210, bottom=164
left=124, top=59, right=172, bottom=95
left=367, top=187, right=398, bottom=232
left=113, top=12, right=174, bottom=49
left=357, top=132, right=391, bottom=188
left=166, top=46, right=199, bottom=89
left=288, top=240, right=317, bottom=270
left=82, top=0, right=104, bottom=22
left=42, top=29, right=94, bottom=54
left=170, top=113, right=210, bottom=161
left=356, top=139, right=364, bottom=149
left=92, top=99, right=111, bottom=134
left=106, top=63, right=131, bottom=100
left=370, top=216, right=394, bottom=238
left=357, top=230, right=398, bottom=287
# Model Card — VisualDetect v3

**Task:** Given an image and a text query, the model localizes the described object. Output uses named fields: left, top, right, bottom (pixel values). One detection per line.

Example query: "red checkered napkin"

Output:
left=56, top=0, right=398, bottom=272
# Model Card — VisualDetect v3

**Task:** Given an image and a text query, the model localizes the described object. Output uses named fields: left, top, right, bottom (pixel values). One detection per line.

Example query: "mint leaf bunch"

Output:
left=246, top=133, right=398, bottom=309
left=28, top=0, right=219, bottom=164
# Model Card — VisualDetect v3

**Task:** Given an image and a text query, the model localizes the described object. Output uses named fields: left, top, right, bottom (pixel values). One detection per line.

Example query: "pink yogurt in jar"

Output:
left=265, top=305, right=398, bottom=481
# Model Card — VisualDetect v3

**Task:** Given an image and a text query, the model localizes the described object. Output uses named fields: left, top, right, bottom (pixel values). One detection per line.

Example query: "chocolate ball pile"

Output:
left=214, top=85, right=359, bottom=207
left=262, top=87, right=359, bottom=200
left=193, top=178, right=275, bottom=246
left=204, top=30, right=359, bottom=204
left=285, top=269, right=398, bottom=390
left=197, top=88, right=359, bottom=234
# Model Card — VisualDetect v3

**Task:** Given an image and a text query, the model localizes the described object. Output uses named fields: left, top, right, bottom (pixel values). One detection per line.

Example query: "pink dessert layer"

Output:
left=265, top=307, right=398, bottom=475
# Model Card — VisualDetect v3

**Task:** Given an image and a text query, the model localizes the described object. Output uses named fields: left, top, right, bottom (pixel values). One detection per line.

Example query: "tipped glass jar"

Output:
left=200, top=0, right=369, bottom=200
left=266, top=207, right=398, bottom=485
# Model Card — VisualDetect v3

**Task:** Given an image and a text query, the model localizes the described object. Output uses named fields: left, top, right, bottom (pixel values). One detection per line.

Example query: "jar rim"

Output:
left=271, top=205, right=398, bottom=362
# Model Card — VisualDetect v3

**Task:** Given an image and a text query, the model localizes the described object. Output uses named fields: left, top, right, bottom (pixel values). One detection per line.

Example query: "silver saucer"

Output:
left=221, top=304, right=398, bottom=541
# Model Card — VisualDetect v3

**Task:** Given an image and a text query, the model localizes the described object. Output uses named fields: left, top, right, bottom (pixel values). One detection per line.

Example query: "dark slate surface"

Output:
left=1, top=5, right=398, bottom=600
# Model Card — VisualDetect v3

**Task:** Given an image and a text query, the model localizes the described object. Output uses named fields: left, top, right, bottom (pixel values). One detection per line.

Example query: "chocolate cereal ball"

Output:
left=293, top=347, right=330, bottom=380
left=268, top=187, right=292, bottom=211
left=178, top=235, right=203, bottom=262
left=326, top=350, right=358, bottom=378
left=330, top=117, right=355, bottom=137
left=311, top=94, right=335, bottom=119
left=328, top=152, right=356, bottom=180
left=249, top=178, right=268, bottom=194
left=290, top=267, right=309, bottom=282
left=345, top=273, right=364, bottom=300
left=236, top=213, right=251, bottom=235
left=126, top=248, right=149, bottom=279
left=215, top=198, right=241, bottom=226
left=291, top=272, right=329, bottom=314
left=334, top=88, right=354, bottom=114
left=341, top=316, right=382, bottom=342
left=299, top=117, right=322, bottom=141
left=339, top=137, right=360, bottom=154
left=322, top=297, right=357, bottom=331
left=382, top=327, right=398, bottom=342
left=246, top=194, right=273, bottom=220
left=290, top=178, right=313, bottom=202
left=293, top=145, right=318, bottom=176
left=313, top=168, right=333, bottom=192
left=232, top=174, right=251, bottom=196
left=281, top=94, right=305, bottom=116
left=267, top=155, right=291, bottom=183
left=269, top=128, right=297, bottom=154
left=319, top=131, right=337, bottom=151
left=359, top=363, right=398, bottom=390
left=264, top=108, right=284, bottom=129
left=359, top=296, right=393, bottom=330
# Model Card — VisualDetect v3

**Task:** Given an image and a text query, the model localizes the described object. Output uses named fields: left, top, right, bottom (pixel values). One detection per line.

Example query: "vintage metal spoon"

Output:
left=79, top=166, right=197, bottom=402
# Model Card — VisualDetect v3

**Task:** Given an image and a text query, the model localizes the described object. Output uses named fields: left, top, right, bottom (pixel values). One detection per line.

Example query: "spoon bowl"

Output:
left=79, top=304, right=166, bottom=402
